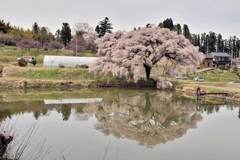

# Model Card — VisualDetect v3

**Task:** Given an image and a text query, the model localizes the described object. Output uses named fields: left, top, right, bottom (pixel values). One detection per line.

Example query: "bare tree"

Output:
left=72, top=22, right=93, bottom=36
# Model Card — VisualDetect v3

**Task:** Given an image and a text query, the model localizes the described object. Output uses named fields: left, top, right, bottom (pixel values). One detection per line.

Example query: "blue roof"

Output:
left=210, top=52, right=230, bottom=57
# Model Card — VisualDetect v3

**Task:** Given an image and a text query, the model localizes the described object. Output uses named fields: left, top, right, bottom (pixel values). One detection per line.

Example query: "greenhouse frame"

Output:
left=43, top=55, right=98, bottom=68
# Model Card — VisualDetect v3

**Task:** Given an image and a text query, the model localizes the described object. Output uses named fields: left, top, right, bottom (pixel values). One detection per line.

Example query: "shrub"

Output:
left=17, top=58, right=27, bottom=67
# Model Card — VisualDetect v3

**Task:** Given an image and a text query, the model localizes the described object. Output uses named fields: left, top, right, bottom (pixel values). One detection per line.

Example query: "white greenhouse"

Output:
left=43, top=55, right=98, bottom=68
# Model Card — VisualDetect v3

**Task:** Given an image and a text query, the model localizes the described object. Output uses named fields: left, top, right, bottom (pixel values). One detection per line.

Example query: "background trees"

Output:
left=158, top=18, right=175, bottom=31
left=90, top=25, right=204, bottom=81
left=16, top=39, right=41, bottom=50
left=72, top=22, right=93, bottom=36
left=48, top=40, right=63, bottom=51
left=157, top=18, right=240, bottom=57
left=95, top=17, right=113, bottom=37
left=0, top=19, right=12, bottom=34
left=60, top=23, right=71, bottom=47
left=66, top=36, right=87, bottom=54
left=83, top=31, right=98, bottom=52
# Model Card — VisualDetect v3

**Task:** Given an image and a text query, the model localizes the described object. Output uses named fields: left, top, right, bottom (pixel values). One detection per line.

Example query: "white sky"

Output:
left=1, top=0, right=240, bottom=39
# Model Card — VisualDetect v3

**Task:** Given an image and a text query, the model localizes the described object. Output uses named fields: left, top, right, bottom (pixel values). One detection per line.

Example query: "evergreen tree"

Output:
left=32, top=22, right=40, bottom=41
left=32, top=22, right=40, bottom=34
left=158, top=22, right=163, bottom=28
left=200, top=33, right=207, bottom=53
left=190, top=34, right=198, bottom=46
left=55, top=29, right=61, bottom=41
left=175, top=24, right=182, bottom=35
left=183, top=24, right=191, bottom=40
left=162, top=18, right=175, bottom=31
left=0, top=19, right=11, bottom=34
left=60, top=22, right=71, bottom=47
left=216, top=33, right=223, bottom=52
left=232, top=36, right=238, bottom=58
left=208, top=31, right=216, bottom=53
left=95, top=17, right=113, bottom=37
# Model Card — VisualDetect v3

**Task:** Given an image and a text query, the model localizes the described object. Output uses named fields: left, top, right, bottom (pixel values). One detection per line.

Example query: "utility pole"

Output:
left=76, top=34, right=77, bottom=56
left=230, top=50, right=233, bottom=72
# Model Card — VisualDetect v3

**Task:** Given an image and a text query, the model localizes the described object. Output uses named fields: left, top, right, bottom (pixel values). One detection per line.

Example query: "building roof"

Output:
left=210, top=52, right=230, bottom=57
left=204, top=54, right=214, bottom=59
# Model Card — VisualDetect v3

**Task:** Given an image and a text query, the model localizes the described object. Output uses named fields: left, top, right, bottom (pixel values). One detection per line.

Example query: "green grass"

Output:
left=11, top=68, right=95, bottom=80
left=188, top=68, right=239, bottom=83
left=0, top=46, right=97, bottom=65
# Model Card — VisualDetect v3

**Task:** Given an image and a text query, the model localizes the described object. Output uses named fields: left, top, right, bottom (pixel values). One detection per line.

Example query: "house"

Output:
left=210, top=52, right=231, bottom=67
left=201, top=54, right=214, bottom=68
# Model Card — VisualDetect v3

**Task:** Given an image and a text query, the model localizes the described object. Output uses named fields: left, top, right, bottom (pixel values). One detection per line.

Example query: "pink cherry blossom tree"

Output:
left=16, top=39, right=32, bottom=50
left=89, top=25, right=204, bottom=81
left=48, top=40, right=63, bottom=51
left=83, top=31, right=98, bottom=52
left=66, top=36, right=87, bottom=53
left=16, top=39, right=42, bottom=50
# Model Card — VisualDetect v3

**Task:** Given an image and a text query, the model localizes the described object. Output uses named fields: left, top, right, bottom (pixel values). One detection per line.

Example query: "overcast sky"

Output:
left=1, top=0, right=240, bottom=39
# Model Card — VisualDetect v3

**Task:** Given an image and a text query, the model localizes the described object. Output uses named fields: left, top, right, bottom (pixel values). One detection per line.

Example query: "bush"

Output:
left=30, top=59, right=37, bottom=66
left=17, top=58, right=27, bottom=67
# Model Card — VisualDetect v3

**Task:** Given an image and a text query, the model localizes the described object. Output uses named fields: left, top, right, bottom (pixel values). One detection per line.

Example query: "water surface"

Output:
left=0, top=88, right=239, bottom=160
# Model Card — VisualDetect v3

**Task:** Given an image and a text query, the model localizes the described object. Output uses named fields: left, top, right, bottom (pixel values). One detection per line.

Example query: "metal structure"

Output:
left=43, top=55, right=98, bottom=68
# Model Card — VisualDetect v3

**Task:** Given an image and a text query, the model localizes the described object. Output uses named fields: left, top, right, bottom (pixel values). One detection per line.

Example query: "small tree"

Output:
left=48, top=40, right=63, bottom=51
left=30, top=40, right=42, bottom=50
left=72, top=22, right=93, bottom=36
left=16, top=39, right=31, bottom=50
left=83, top=31, right=98, bottom=52
left=66, top=36, right=87, bottom=53
left=16, top=39, right=41, bottom=50
left=60, top=22, right=71, bottom=47
left=95, top=17, right=113, bottom=37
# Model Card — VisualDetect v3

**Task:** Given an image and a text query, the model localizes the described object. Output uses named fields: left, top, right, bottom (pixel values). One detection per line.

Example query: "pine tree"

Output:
left=175, top=24, right=182, bottom=35
left=95, top=17, right=113, bottom=37
left=32, top=22, right=40, bottom=34
left=216, top=34, right=223, bottom=52
left=162, top=18, right=175, bottom=31
left=60, top=23, right=71, bottom=47
left=0, top=19, right=11, bottom=34
left=183, top=24, right=191, bottom=40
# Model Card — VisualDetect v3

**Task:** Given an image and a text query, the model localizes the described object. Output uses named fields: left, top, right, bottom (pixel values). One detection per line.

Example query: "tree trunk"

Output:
left=144, top=64, right=152, bottom=79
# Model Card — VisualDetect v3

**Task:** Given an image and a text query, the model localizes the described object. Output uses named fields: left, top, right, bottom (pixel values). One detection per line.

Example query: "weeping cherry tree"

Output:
left=89, top=25, right=204, bottom=82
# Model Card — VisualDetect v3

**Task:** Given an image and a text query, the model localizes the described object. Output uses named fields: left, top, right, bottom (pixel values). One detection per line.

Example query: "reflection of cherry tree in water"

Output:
left=54, top=103, right=93, bottom=121
left=85, top=91, right=203, bottom=148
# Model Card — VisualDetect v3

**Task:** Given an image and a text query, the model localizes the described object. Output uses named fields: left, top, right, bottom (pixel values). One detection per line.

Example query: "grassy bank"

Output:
left=1, top=46, right=240, bottom=102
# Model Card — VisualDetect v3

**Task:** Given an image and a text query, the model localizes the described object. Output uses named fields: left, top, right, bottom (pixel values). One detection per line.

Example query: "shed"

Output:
left=201, top=54, right=214, bottom=68
left=43, top=55, right=98, bottom=68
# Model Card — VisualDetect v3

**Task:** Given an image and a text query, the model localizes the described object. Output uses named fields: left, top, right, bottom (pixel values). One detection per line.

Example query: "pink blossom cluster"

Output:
left=90, top=26, right=205, bottom=81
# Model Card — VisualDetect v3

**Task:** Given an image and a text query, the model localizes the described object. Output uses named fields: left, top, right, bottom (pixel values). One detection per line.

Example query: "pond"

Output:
left=0, top=88, right=240, bottom=160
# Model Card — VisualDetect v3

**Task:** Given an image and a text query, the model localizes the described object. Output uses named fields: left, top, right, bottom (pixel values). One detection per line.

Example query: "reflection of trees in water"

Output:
left=196, top=101, right=236, bottom=115
left=72, top=104, right=93, bottom=121
left=85, top=91, right=202, bottom=148
left=0, top=101, right=93, bottom=122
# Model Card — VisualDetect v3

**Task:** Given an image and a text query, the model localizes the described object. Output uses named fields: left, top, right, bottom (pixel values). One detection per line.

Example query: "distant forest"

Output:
left=0, top=18, right=239, bottom=57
